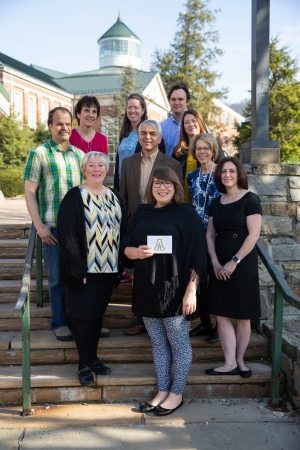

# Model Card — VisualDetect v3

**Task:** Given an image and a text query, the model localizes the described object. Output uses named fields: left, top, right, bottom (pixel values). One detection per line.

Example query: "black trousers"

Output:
left=72, top=316, right=103, bottom=366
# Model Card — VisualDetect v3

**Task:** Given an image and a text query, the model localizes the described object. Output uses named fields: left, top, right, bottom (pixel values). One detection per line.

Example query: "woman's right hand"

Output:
left=83, top=278, right=86, bottom=284
left=211, top=260, right=223, bottom=280
left=136, top=245, right=153, bottom=259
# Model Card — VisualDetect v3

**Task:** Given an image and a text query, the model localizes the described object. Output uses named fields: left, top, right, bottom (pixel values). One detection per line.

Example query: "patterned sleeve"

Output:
left=22, top=149, right=42, bottom=182
left=245, top=192, right=262, bottom=216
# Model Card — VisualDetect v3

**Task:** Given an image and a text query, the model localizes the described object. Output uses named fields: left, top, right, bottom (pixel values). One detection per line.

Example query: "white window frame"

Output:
left=28, top=95, right=37, bottom=129
left=101, top=116, right=119, bottom=163
left=13, top=91, right=23, bottom=122
left=41, top=100, right=48, bottom=126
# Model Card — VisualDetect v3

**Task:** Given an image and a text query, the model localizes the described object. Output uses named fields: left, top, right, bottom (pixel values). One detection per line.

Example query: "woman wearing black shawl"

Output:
left=123, top=167, right=207, bottom=416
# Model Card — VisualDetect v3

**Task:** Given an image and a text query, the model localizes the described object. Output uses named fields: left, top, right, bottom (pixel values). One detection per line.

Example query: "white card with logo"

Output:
left=147, top=236, right=172, bottom=254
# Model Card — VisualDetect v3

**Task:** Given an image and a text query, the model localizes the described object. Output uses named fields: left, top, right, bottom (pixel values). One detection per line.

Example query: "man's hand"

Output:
left=37, top=224, right=58, bottom=245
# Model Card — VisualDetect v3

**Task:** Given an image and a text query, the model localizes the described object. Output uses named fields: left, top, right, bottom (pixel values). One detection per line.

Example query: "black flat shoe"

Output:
left=189, top=324, right=213, bottom=337
left=239, top=369, right=252, bottom=378
left=206, top=328, right=220, bottom=344
left=78, top=366, right=95, bottom=386
left=89, top=359, right=111, bottom=375
left=139, top=402, right=156, bottom=413
left=205, top=367, right=240, bottom=376
left=154, top=398, right=184, bottom=416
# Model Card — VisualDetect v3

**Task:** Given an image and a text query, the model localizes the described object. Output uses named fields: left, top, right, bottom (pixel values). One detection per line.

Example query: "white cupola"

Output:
left=97, top=15, right=142, bottom=70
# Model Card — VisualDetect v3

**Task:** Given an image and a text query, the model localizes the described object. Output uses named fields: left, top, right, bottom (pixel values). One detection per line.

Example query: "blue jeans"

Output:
left=42, top=228, right=69, bottom=330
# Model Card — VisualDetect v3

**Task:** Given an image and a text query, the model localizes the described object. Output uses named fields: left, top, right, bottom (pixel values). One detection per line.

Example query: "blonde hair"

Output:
left=80, top=151, right=110, bottom=175
left=190, top=133, right=219, bottom=162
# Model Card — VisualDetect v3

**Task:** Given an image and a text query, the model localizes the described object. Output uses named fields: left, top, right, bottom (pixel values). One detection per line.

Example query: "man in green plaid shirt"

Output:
left=23, top=107, right=84, bottom=341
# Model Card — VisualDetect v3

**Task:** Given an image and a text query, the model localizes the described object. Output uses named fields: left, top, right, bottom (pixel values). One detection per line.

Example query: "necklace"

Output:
left=82, top=183, right=106, bottom=197
left=196, top=163, right=215, bottom=214
left=77, top=128, right=94, bottom=153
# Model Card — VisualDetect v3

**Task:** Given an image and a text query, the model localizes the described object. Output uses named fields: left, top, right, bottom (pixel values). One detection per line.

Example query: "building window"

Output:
left=28, top=96, right=36, bottom=129
left=224, top=136, right=228, bottom=155
left=41, top=100, right=48, bottom=126
left=231, top=115, right=236, bottom=129
left=224, top=111, right=229, bottom=126
left=216, top=108, right=221, bottom=122
left=13, top=91, right=23, bottom=121
left=101, top=116, right=119, bottom=163
left=100, top=39, right=140, bottom=59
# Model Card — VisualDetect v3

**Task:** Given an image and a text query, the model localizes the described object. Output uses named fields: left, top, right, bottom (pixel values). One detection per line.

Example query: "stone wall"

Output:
left=245, top=163, right=300, bottom=406
left=244, top=163, right=300, bottom=321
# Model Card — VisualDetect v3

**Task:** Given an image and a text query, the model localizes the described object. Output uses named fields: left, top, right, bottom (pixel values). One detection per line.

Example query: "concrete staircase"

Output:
left=0, top=224, right=272, bottom=405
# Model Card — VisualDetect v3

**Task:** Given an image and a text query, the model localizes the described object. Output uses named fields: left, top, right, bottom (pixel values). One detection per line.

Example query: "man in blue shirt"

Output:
left=161, top=84, right=190, bottom=157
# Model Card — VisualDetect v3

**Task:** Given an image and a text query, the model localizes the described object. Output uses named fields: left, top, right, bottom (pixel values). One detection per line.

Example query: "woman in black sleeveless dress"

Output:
left=206, top=157, right=262, bottom=378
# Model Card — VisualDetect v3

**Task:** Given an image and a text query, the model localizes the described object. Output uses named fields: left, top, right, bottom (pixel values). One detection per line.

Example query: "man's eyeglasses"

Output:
left=196, top=147, right=210, bottom=152
left=152, top=181, right=173, bottom=189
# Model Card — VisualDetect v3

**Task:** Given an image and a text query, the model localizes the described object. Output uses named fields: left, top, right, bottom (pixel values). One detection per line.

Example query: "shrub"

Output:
left=0, top=168, right=24, bottom=197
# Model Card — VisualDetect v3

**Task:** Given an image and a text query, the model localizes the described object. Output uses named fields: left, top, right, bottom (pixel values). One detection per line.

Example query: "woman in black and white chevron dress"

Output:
left=57, top=151, right=126, bottom=387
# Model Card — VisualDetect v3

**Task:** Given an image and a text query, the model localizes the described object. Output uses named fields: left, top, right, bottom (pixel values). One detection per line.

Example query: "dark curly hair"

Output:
left=74, top=96, right=100, bottom=125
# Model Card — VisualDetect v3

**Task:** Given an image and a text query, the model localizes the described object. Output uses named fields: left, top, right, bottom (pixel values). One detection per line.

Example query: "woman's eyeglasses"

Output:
left=152, top=181, right=173, bottom=189
left=196, top=147, right=210, bottom=152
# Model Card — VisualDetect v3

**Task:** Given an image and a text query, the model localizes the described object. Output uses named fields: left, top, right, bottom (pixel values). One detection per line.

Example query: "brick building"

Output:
left=0, top=15, right=244, bottom=160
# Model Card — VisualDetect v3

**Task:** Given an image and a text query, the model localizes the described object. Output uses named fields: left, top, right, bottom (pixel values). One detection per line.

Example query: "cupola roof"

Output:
left=97, top=16, right=140, bottom=42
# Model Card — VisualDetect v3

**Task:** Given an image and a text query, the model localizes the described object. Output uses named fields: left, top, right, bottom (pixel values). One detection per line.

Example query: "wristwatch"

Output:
left=232, top=255, right=241, bottom=264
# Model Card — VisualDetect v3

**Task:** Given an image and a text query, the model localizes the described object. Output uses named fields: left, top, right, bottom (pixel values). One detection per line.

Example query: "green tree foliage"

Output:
left=152, top=0, right=227, bottom=118
left=0, top=112, right=51, bottom=168
left=112, top=65, right=138, bottom=125
left=0, top=112, right=36, bottom=167
left=0, top=168, right=24, bottom=197
left=106, top=65, right=142, bottom=160
left=233, top=37, right=300, bottom=162
left=33, top=123, right=51, bottom=145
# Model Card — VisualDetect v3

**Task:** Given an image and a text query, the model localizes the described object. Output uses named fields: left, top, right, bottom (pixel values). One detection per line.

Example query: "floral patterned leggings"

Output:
left=143, top=315, right=192, bottom=395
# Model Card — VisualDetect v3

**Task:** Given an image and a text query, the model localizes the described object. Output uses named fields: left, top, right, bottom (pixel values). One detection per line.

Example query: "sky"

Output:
left=1, top=0, right=299, bottom=103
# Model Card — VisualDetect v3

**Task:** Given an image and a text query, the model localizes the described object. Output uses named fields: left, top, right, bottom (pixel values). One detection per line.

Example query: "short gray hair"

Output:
left=138, top=119, right=162, bottom=136
left=80, top=151, right=110, bottom=174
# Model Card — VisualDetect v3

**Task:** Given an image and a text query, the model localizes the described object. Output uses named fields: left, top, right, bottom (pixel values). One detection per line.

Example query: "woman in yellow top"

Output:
left=172, top=109, right=224, bottom=203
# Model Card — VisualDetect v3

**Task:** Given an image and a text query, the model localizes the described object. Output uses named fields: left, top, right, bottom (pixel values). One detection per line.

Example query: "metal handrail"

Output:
left=256, top=239, right=300, bottom=405
left=13, top=233, right=300, bottom=411
left=13, top=224, right=43, bottom=416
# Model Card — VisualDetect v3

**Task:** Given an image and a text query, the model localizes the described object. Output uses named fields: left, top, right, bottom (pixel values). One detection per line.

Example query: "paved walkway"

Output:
left=0, top=198, right=299, bottom=449
left=0, top=196, right=31, bottom=224
left=0, top=399, right=299, bottom=449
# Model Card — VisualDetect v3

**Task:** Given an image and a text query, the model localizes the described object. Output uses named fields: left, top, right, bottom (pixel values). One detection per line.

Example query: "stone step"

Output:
left=0, top=259, right=47, bottom=280
left=0, top=239, right=29, bottom=259
left=0, top=361, right=272, bottom=405
left=0, top=303, right=135, bottom=331
left=0, top=224, right=31, bottom=240
left=0, top=330, right=269, bottom=365
left=0, top=281, right=132, bottom=304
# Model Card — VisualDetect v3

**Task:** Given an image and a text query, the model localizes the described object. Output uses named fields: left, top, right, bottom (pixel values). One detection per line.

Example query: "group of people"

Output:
left=23, top=84, right=262, bottom=416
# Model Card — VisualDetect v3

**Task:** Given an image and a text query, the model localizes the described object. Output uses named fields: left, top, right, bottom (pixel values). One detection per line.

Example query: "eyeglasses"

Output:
left=196, top=147, right=210, bottom=152
left=152, top=181, right=173, bottom=189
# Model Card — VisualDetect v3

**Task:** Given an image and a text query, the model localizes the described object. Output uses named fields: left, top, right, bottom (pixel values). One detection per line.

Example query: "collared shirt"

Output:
left=23, top=139, right=84, bottom=227
left=161, top=115, right=181, bottom=156
left=139, top=149, right=159, bottom=203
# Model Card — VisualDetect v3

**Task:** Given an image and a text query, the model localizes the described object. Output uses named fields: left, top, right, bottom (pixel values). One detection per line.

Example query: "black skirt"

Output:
left=64, top=272, right=115, bottom=321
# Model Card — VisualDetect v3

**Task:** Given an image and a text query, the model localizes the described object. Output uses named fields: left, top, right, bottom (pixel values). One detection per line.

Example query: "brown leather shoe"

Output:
left=124, top=324, right=146, bottom=336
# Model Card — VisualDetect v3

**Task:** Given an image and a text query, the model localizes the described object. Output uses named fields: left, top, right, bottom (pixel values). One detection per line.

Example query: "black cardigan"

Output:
left=113, top=137, right=166, bottom=191
left=57, top=186, right=126, bottom=291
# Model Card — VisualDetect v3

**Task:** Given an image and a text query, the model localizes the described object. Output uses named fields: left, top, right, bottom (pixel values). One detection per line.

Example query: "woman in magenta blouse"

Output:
left=70, top=96, right=108, bottom=155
